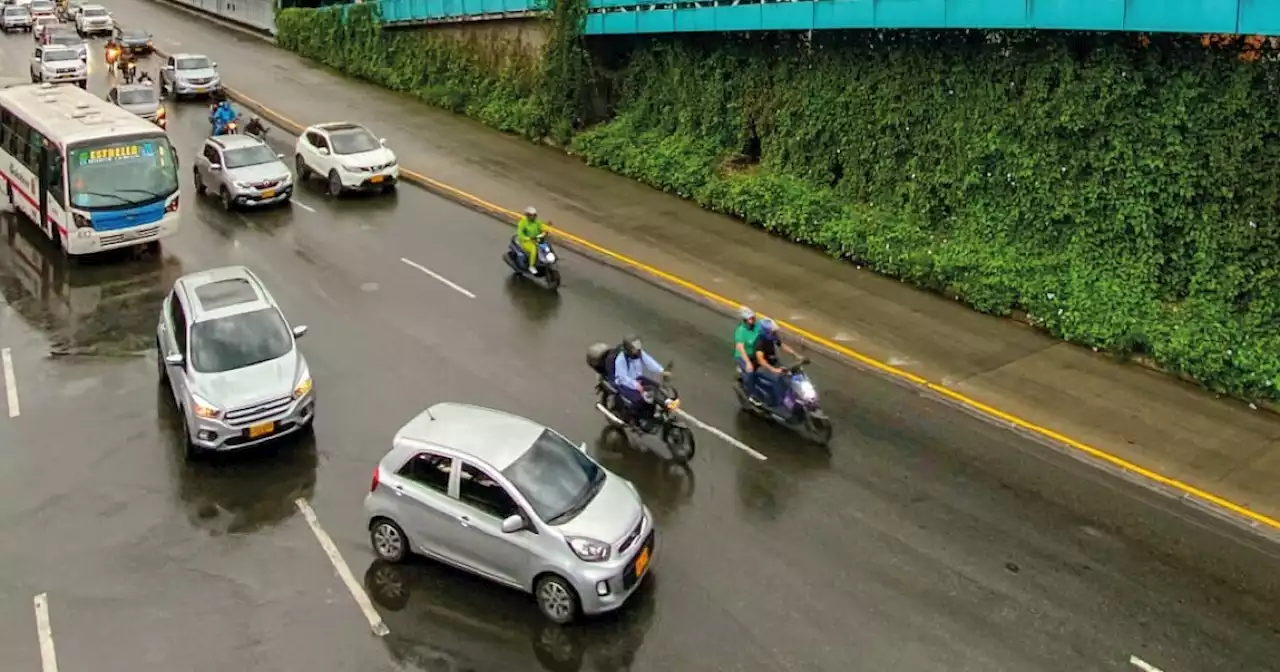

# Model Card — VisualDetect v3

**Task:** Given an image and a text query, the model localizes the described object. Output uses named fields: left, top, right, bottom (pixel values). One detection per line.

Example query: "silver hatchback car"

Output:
left=365, top=402, right=656, bottom=624
left=194, top=134, right=293, bottom=210
left=156, top=266, right=315, bottom=459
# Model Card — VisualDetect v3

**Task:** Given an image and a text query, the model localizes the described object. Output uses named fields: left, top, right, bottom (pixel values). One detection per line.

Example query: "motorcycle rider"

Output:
left=750, top=318, right=801, bottom=407
left=244, top=115, right=267, bottom=139
left=612, top=335, right=665, bottom=421
left=733, top=306, right=759, bottom=388
left=515, top=206, right=545, bottom=274
left=119, top=52, right=138, bottom=83
left=104, top=38, right=121, bottom=72
left=209, top=94, right=237, bottom=136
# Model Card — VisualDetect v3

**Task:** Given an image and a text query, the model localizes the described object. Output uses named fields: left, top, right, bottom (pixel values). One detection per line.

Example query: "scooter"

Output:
left=586, top=343, right=696, bottom=465
left=503, top=232, right=561, bottom=290
left=734, top=358, right=833, bottom=445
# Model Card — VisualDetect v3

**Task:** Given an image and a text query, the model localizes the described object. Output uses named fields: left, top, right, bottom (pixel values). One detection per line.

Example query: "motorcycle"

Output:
left=503, top=231, right=561, bottom=290
left=586, top=343, right=695, bottom=465
left=120, top=60, right=137, bottom=84
left=244, top=116, right=268, bottom=141
left=104, top=46, right=120, bottom=73
left=734, top=358, right=833, bottom=445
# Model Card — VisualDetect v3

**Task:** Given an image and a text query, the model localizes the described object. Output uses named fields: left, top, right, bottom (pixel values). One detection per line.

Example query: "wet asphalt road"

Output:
left=1, top=20, right=1279, bottom=672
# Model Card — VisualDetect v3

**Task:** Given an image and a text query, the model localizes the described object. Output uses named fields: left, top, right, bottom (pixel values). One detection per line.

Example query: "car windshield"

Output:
left=224, top=144, right=277, bottom=169
left=44, top=49, right=77, bottom=61
left=32, top=2, right=52, bottom=10
left=82, top=7, right=105, bottom=15
left=122, top=30, right=146, bottom=38
left=68, top=136, right=179, bottom=209
left=117, top=88, right=156, bottom=105
left=176, top=57, right=209, bottom=70
left=328, top=128, right=380, bottom=155
left=36, top=16, right=55, bottom=24
left=189, top=308, right=292, bottom=373
left=501, top=430, right=605, bottom=524
left=47, top=33, right=78, bottom=46
left=4, top=8, right=27, bottom=15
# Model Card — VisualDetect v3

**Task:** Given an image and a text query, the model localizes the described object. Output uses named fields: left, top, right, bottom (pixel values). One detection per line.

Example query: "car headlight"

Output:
left=191, top=394, right=220, bottom=419
left=566, top=536, right=610, bottom=562
left=293, top=371, right=312, bottom=399
left=341, top=164, right=360, bottom=172
left=233, top=181, right=251, bottom=189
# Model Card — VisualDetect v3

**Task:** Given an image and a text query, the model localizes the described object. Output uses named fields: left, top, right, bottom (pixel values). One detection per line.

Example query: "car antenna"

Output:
left=425, top=407, right=435, bottom=421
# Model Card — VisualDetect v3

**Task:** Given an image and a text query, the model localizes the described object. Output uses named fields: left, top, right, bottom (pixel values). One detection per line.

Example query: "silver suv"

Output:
left=160, top=52, right=220, bottom=99
left=194, top=135, right=293, bottom=210
left=157, top=266, right=314, bottom=459
left=2, top=5, right=32, bottom=32
left=364, top=402, right=655, bottom=624
left=30, top=45, right=87, bottom=88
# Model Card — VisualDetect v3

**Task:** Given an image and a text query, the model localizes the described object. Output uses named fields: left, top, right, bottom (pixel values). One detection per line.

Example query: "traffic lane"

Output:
left=139, top=46, right=1280, bottom=672
left=0, top=217, right=411, bottom=672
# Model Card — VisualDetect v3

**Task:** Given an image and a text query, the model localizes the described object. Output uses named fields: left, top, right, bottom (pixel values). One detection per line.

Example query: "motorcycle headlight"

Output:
left=155, top=106, right=165, bottom=118
left=796, top=379, right=816, bottom=401
left=543, top=252, right=556, bottom=263
left=566, top=536, right=610, bottom=562
left=665, top=398, right=680, bottom=410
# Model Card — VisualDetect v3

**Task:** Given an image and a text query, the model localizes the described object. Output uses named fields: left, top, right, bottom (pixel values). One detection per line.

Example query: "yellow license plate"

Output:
left=261, top=189, right=276, bottom=198
left=369, top=175, right=384, bottom=183
left=634, top=546, right=650, bottom=576
left=248, top=422, right=274, bottom=438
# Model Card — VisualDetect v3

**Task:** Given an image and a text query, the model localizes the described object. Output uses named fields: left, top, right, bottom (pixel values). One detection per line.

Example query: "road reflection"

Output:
left=731, top=413, right=832, bottom=522
left=503, top=273, right=563, bottom=324
left=589, top=426, right=695, bottom=524
left=368, top=559, right=656, bottom=672
left=154, top=386, right=318, bottom=535
left=0, top=211, right=181, bottom=355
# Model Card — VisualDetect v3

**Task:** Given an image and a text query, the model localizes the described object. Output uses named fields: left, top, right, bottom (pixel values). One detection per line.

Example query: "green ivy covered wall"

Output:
left=276, top=4, right=1280, bottom=402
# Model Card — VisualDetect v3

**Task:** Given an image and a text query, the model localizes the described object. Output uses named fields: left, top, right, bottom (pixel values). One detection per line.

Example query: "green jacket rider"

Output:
left=516, top=206, right=544, bottom=273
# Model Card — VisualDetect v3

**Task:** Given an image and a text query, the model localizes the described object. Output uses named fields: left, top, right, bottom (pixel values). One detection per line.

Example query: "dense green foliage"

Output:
left=275, top=11, right=1280, bottom=401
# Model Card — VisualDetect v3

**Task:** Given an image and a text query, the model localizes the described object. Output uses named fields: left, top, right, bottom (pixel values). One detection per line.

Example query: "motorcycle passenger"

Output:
left=751, top=318, right=801, bottom=407
left=612, top=335, right=665, bottom=421
left=734, top=306, right=759, bottom=387
left=209, top=96, right=237, bottom=136
left=515, top=206, right=545, bottom=274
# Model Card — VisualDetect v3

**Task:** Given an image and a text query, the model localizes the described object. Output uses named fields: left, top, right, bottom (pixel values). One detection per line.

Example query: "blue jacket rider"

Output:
left=210, top=100, right=237, bottom=136
left=612, top=335, right=664, bottom=417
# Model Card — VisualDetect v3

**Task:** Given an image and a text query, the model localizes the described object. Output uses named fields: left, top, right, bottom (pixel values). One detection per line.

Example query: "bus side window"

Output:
left=7, top=119, right=28, bottom=164
left=25, top=128, right=45, bottom=174
left=0, top=106, right=11, bottom=153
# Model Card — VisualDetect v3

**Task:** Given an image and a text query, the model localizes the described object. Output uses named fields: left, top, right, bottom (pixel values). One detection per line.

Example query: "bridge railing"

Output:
left=379, top=0, right=541, bottom=23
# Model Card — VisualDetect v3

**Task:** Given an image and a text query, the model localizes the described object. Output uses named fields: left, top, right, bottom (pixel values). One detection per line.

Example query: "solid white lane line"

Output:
left=33, top=593, right=58, bottom=672
left=295, top=499, right=390, bottom=637
left=292, top=200, right=316, bottom=213
left=1130, top=655, right=1165, bottom=672
left=400, top=257, right=476, bottom=298
left=676, top=409, right=768, bottom=460
left=2, top=347, right=18, bottom=417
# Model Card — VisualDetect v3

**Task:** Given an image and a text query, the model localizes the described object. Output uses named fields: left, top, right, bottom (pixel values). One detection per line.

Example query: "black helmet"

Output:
left=622, top=335, right=642, bottom=359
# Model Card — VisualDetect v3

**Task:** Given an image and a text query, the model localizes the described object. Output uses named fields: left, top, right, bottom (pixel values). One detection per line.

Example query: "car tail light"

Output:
left=370, top=467, right=380, bottom=493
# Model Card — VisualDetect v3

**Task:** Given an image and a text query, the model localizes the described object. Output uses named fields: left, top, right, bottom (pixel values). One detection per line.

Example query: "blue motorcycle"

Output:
left=734, top=358, right=833, bottom=445
left=503, top=232, right=561, bottom=290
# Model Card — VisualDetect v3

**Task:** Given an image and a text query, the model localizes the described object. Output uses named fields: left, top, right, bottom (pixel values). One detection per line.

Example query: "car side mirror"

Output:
left=379, top=138, right=387, bottom=146
left=277, top=153, right=285, bottom=159
left=208, top=164, right=220, bottom=171
left=292, top=325, right=308, bottom=338
left=317, top=147, right=329, bottom=156
left=500, top=515, right=524, bottom=534
left=210, top=61, right=216, bottom=67
left=579, top=441, right=588, bottom=453
left=164, top=353, right=183, bottom=366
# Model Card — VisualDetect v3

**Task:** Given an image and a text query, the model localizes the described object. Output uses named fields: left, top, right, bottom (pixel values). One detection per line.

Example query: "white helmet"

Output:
left=524, top=206, right=538, bottom=218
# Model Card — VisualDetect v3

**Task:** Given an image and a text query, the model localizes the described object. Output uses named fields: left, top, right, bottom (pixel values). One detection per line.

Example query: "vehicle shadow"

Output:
left=154, top=383, right=317, bottom=535
left=588, top=426, right=695, bottom=525
left=504, top=272, right=563, bottom=324
left=366, top=558, right=658, bottom=672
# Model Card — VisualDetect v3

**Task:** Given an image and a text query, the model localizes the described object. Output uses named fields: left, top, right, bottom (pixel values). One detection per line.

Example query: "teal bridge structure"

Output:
left=374, top=0, right=1280, bottom=36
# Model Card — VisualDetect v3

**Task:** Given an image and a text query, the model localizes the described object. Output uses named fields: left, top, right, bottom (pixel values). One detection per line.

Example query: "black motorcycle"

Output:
left=587, top=343, right=695, bottom=465
left=503, top=232, right=561, bottom=290
left=244, top=116, right=268, bottom=141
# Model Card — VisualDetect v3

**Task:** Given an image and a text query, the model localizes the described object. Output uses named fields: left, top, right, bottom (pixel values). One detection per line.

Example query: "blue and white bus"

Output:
left=0, top=82, right=179, bottom=255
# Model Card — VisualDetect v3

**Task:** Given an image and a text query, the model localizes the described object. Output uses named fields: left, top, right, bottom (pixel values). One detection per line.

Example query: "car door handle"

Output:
left=458, top=516, right=471, bottom=528
left=391, top=485, right=405, bottom=496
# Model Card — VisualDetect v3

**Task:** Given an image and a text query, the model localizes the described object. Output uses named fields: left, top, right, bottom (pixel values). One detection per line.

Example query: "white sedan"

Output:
left=293, top=122, right=398, bottom=197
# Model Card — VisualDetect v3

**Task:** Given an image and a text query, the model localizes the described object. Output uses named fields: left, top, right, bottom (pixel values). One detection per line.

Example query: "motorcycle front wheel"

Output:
left=802, top=411, right=833, bottom=446
left=662, top=424, right=696, bottom=465
left=543, top=267, right=561, bottom=291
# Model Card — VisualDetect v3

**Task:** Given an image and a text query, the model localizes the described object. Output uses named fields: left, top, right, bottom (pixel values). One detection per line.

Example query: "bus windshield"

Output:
left=67, top=136, right=179, bottom=209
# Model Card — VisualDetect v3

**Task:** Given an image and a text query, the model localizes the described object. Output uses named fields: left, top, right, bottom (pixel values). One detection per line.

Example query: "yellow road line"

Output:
left=222, top=86, right=1280, bottom=533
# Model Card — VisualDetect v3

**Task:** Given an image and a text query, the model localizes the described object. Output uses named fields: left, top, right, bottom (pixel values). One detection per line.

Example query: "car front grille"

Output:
left=185, top=77, right=213, bottom=86
left=616, top=514, right=645, bottom=554
left=225, top=395, right=293, bottom=427
left=251, top=179, right=280, bottom=190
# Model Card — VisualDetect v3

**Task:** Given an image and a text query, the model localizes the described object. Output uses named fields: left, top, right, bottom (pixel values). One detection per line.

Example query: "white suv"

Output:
left=294, top=122, right=398, bottom=197
left=30, top=45, right=86, bottom=87
left=74, top=3, right=110, bottom=36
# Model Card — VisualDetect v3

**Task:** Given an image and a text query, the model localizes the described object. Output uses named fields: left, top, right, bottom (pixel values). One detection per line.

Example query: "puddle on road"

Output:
left=0, top=213, right=183, bottom=357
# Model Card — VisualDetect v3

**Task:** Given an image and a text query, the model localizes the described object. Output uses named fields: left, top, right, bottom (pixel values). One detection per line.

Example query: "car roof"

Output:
left=81, top=3, right=104, bottom=8
left=313, top=122, right=369, bottom=134
left=391, top=402, right=548, bottom=471
left=175, top=266, right=274, bottom=321
left=208, top=134, right=267, bottom=150
left=171, top=52, right=208, bottom=61
left=115, top=83, right=156, bottom=94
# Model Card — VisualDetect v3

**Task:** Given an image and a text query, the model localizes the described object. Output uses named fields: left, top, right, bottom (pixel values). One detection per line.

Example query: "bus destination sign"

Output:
left=76, top=142, right=156, bottom=166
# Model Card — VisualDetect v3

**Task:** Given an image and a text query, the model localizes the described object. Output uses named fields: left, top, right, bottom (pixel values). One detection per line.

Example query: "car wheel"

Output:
left=294, top=155, right=310, bottom=181
left=369, top=518, right=408, bottom=563
left=381, top=182, right=396, bottom=195
left=180, top=413, right=201, bottom=462
left=193, top=169, right=206, bottom=195
left=326, top=170, right=343, bottom=197
left=155, top=339, right=168, bottom=386
left=534, top=575, right=580, bottom=625
left=219, top=187, right=234, bottom=211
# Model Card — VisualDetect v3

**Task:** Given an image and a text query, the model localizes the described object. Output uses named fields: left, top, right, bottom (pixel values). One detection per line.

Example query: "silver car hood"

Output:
left=555, top=474, right=642, bottom=544
left=229, top=161, right=290, bottom=184
left=120, top=100, right=159, bottom=116
left=193, top=349, right=301, bottom=410
left=177, top=67, right=217, bottom=81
